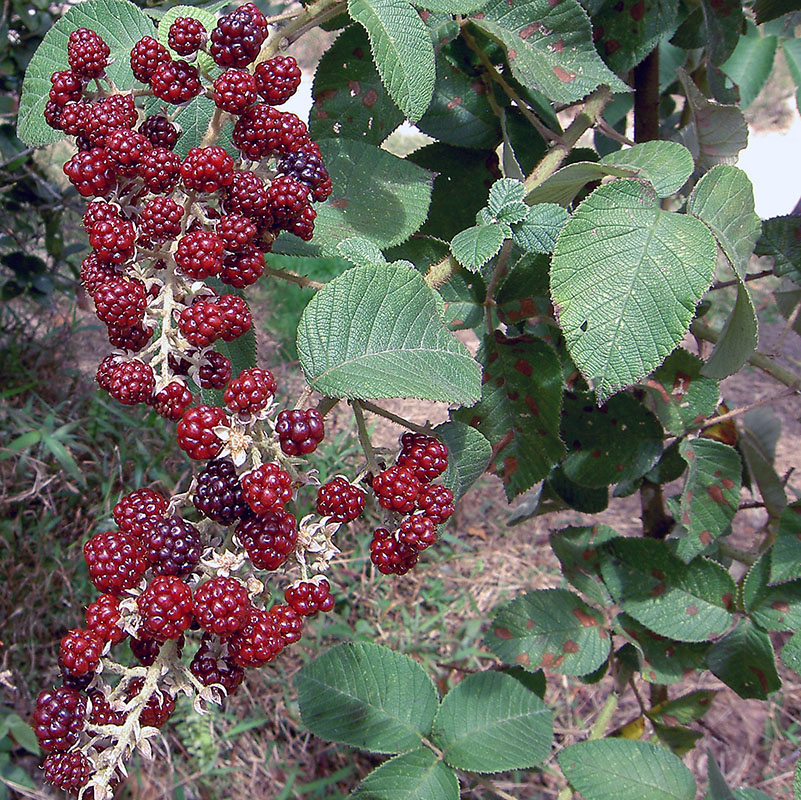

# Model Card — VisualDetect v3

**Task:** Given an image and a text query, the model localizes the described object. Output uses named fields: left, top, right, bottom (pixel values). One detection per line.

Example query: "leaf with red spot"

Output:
left=550, top=525, right=620, bottom=606
left=707, top=618, right=780, bottom=700
left=471, top=0, right=629, bottom=105
left=599, top=538, right=735, bottom=642
left=673, top=439, right=741, bottom=563
left=452, top=331, right=565, bottom=499
left=700, top=0, right=743, bottom=64
left=485, top=588, right=611, bottom=676
left=743, top=553, right=801, bottom=632
left=768, top=500, right=801, bottom=585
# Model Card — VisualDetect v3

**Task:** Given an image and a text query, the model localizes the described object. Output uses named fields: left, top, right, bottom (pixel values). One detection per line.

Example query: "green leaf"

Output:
left=769, top=501, right=801, bottom=584
left=548, top=467, right=609, bottom=512
left=431, top=671, right=553, bottom=772
left=643, top=349, right=719, bottom=436
left=337, top=237, right=388, bottom=267
left=450, top=224, right=506, bottom=271
left=351, top=748, right=459, bottom=800
left=295, top=642, right=438, bottom=754
left=700, top=284, right=759, bottom=380
left=700, top=0, right=743, bottom=65
left=158, top=5, right=217, bottom=74
left=17, top=0, right=155, bottom=146
left=416, top=54, right=501, bottom=149
left=296, top=262, right=480, bottom=403
left=676, top=70, right=749, bottom=173
left=311, top=139, right=434, bottom=255
left=600, top=141, right=695, bottom=198
left=647, top=690, right=717, bottom=728
left=673, top=439, right=741, bottom=562
left=560, top=391, right=664, bottom=488
left=549, top=525, right=619, bottom=606
left=755, top=0, right=801, bottom=23
left=653, top=721, right=704, bottom=757
left=487, top=178, right=528, bottom=224
left=558, top=739, right=696, bottom=800
left=511, top=203, right=568, bottom=254
left=416, top=0, right=490, bottom=11
left=783, top=37, right=801, bottom=88
left=720, top=24, right=778, bottom=109
left=754, top=215, right=801, bottom=279
left=434, top=421, right=492, bottom=501
left=551, top=179, right=717, bottom=402
left=167, top=95, right=218, bottom=158
left=451, top=332, right=565, bottom=499
left=525, top=161, right=635, bottom=206
left=599, top=539, right=735, bottom=642
left=707, top=618, right=781, bottom=700
left=485, top=588, right=611, bottom=675
left=496, top=252, right=550, bottom=325
left=615, top=613, right=710, bottom=684
left=738, top=408, right=786, bottom=522
left=348, top=0, right=436, bottom=122
left=311, top=25, right=405, bottom=145
left=781, top=630, right=801, bottom=677
left=706, top=751, right=737, bottom=800
left=4, top=713, right=40, bottom=756
left=471, top=0, right=629, bottom=104
left=743, top=553, right=801, bottom=632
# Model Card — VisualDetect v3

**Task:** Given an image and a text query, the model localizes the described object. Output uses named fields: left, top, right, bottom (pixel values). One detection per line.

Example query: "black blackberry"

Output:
left=193, top=459, right=247, bottom=525
left=141, top=515, right=202, bottom=576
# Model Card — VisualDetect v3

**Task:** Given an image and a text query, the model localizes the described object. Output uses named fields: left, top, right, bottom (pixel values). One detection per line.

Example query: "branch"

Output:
left=709, top=269, right=773, bottom=291
left=692, top=386, right=797, bottom=432
left=358, top=400, right=435, bottom=434
left=352, top=400, right=379, bottom=474
left=262, top=264, right=326, bottom=290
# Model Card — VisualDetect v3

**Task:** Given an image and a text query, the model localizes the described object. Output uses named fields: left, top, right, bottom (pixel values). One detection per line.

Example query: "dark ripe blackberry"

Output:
left=152, top=380, right=193, bottom=422
left=84, top=530, right=148, bottom=594
left=236, top=509, right=297, bottom=570
left=151, top=59, right=202, bottom=104
left=131, top=35, right=170, bottom=83
left=168, top=16, right=207, bottom=56
left=266, top=175, right=310, bottom=226
left=275, top=408, right=324, bottom=456
left=139, top=146, right=181, bottom=194
left=88, top=690, right=126, bottom=726
left=68, top=28, right=110, bottom=79
left=193, top=459, right=247, bottom=525
left=225, top=170, right=271, bottom=220
left=127, top=677, right=176, bottom=727
left=209, top=11, right=266, bottom=69
left=141, top=515, right=202, bottom=576
left=217, top=214, right=257, bottom=252
left=139, top=115, right=179, bottom=150
left=220, top=245, right=264, bottom=288
left=114, top=487, right=168, bottom=538
left=107, top=358, right=156, bottom=406
left=168, top=352, right=192, bottom=376
left=190, top=634, right=244, bottom=695
left=213, top=69, right=257, bottom=114
left=197, top=350, right=232, bottom=390
left=316, top=477, right=366, bottom=523
left=32, top=687, right=87, bottom=752
left=139, top=195, right=184, bottom=243
left=254, top=56, right=302, bottom=105
left=63, top=147, right=115, bottom=197
left=61, top=672, right=93, bottom=692
left=49, top=70, right=84, bottom=106
left=278, top=146, right=330, bottom=195
left=43, top=751, right=93, bottom=791
left=130, top=636, right=161, bottom=666
left=181, top=146, right=234, bottom=193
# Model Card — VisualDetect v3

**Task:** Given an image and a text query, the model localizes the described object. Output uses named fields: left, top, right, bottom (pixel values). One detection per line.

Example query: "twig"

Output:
left=485, top=240, right=514, bottom=333
left=262, top=264, right=326, bottom=290
left=294, top=385, right=314, bottom=409
left=692, top=386, right=797, bottom=432
left=317, top=396, right=340, bottom=417
left=589, top=692, right=619, bottom=739
left=467, top=773, right=520, bottom=800
left=358, top=400, right=435, bottom=434
left=710, top=269, right=773, bottom=291
left=776, top=295, right=801, bottom=357
left=597, top=118, right=635, bottom=146
left=352, top=400, right=379, bottom=474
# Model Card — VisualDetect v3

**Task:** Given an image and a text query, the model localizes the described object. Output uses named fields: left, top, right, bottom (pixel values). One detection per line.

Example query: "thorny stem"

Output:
left=485, top=240, right=513, bottom=333
left=691, top=386, right=798, bottom=433
left=317, top=396, right=341, bottom=417
left=358, top=400, right=435, bottom=435
left=262, top=264, right=326, bottom=290
left=710, top=269, right=773, bottom=291
left=424, top=254, right=461, bottom=290
left=352, top=400, right=380, bottom=475
left=254, top=0, right=346, bottom=64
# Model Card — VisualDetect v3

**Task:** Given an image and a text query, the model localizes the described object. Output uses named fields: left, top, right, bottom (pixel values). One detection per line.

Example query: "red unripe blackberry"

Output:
left=109, top=321, right=151, bottom=356
left=190, top=634, right=244, bottom=695
left=224, top=367, right=276, bottom=415
left=255, top=56, right=302, bottom=105
left=197, top=350, right=232, bottom=390
left=85, top=594, right=126, bottom=644
left=236, top=509, right=297, bottom=570
left=87, top=690, right=126, bottom=726
left=68, top=28, right=110, bottom=78
left=168, top=16, right=207, bottom=55
left=227, top=608, right=283, bottom=667
left=397, top=433, right=449, bottom=482
left=131, top=35, right=170, bottom=83
left=58, top=100, right=89, bottom=135
left=285, top=578, right=335, bottom=617
left=63, top=147, right=115, bottom=197
left=137, top=575, right=194, bottom=641
left=231, top=103, right=281, bottom=160
left=209, top=11, right=265, bottom=69
left=178, top=295, right=252, bottom=348
left=194, top=576, right=251, bottom=637
left=213, top=69, right=257, bottom=114
left=96, top=355, right=117, bottom=392
left=267, top=175, right=310, bottom=226
left=370, top=528, right=418, bottom=575
left=275, top=408, right=324, bottom=456
left=225, top=170, right=272, bottom=220
left=142, top=515, right=202, bottom=576
left=177, top=404, right=227, bottom=460
left=90, top=217, right=135, bottom=264
left=218, top=294, right=252, bottom=339
left=84, top=530, right=148, bottom=594
left=59, top=627, right=104, bottom=679
left=43, top=751, right=92, bottom=791
left=139, top=114, right=179, bottom=150
left=93, top=277, right=146, bottom=329
left=104, top=128, right=152, bottom=175
left=106, top=358, right=155, bottom=406
left=270, top=603, right=303, bottom=644
left=49, top=70, right=84, bottom=106
left=241, top=463, right=292, bottom=515
left=286, top=203, right=316, bottom=241
left=316, top=477, right=366, bottom=522
left=175, top=231, right=225, bottom=279
left=372, top=466, right=422, bottom=513
left=398, top=513, right=437, bottom=551
left=114, top=487, right=168, bottom=538
left=139, top=195, right=184, bottom=243
left=153, top=380, right=193, bottom=422
left=238, top=3, right=268, bottom=30
left=44, top=99, right=64, bottom=130
left=130, top=636, right=161, bottom=666
left=220, top=246, right=264, bottom=288
left=416, top=483, right=454, bottom=524
left=83, top=94, right=137, bottom=147
left=193, top=458, right=247, bottom=525
left=127, top=677, right=176, bottom=727
left=217, top=214, right=258, bottom=253
left=150, top=59, right=202, bottom=104
left=32, top=687, right=87, bottom=752
left=139, top=146, right=181, bottom=193
left=271, top=110, right=310, bottom=155
left=80, top=253, right=117, bottom=294
left=181, top=146, right=234, bottom=193
left=83, top=199, right=118, bottom=234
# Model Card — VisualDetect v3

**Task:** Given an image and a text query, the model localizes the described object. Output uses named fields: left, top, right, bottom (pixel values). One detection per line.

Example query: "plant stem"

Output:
left=467, top=773, right=520, bottom=800
left=718, top=540, right=758, bottom=566
left=633, top=48, right=660, bottom=143
left=692, top=387, right=797, bottom=432
left=352, top=400, right=380, bottom=474
left=710, top=269, right=773, bottom=291
left=425, top=254, right=461, bottom=290
left=556, top=787, right=574, bottom=800
left=485, top=240, right=513, bottom=332
left=317, top=396, right=340, bottom=417
left=358, top=399, right=435, bottom=434
left=589, top=691, right=619, bottom=739
left=262, top=264, right=326, bottom=290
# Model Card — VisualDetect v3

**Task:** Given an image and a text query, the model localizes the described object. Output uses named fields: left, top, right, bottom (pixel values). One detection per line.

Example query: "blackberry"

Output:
left=43, top=751, right=93, bottom=791
left=416, top=483, right=454, bottom=524
left=32, top=687, right=87, bottom=752
left=254, top=56, right=302, bottom=105
left=150, top=59, right=202, bottom=104
left=113, top=487, right=168, bottom=538
left=181, top=146, right=234, bottom=193
left=141, top=515, right=202, bottom=576
left=108, top=321, right=154, bottom=353
left=213, top=69, right=257, bottom=114
left=224, top=367, right=276, bottom=415
left=231, top=103, right=281, bottom=160
left=49, top=70, right=84, bottom=106
left=68, top=28, right=110, bottom=79
left=137, top=575, right=194, bottom=641
left=106, top=358, right=156, bottom=406
left=197, top=350, right=232, bottom=390
left=370, top=528, right=418, bottom=575
left=275, top=408, right=324, bottom=456
left=104, top=128, right=152, bottom=176
left=58, top=100, right=89, bottom=136
left=176, top=404, right=227, bottom=460
left=316, top=477, right=366, bottom=523
left=227, top=608, right=283, bottom=667
left=236, top=509, right=297, bottom=570
left=152, top=380, right=194, bottom=422
left=83, top=199, right=119, bottom=234
left=130, top=636, right=161, bottom=666
left=85, top=594, right=126, bottom=645
left=87, top=690, right=126, bottom=726
left=127, top=677, right=176, bottom=727
left=93, top=277, right=147, bottom=329
left=225, top=170, right=271, bottom=219
left=269, top=110, right=310, bottom=155
left=168, top=17, right=207, bottom=56
left=397, top=433, right=449, bottom=482
left=139, top=114, right=179, bottom=150
left=131, top=36, right=170, bottom=83
left=83, top=94, right=137, bottom=147
left=189, top=634, right=244, bottom=695
left=220, top=245, right=264, bottom=288
left=63, top=147, right=116, bottom=197
left=44, top=100, right=64, bottom=130
left=266, top=175, right=311, bottom=225
left=285, top=578, right=334, bottom=616
left=278, top=146, right=330, bottom=196
left=59, top=628, right=104, bottom=679
left=241, top=462, right=293, bottom=515
left=80, top=253, right=117, bottom=295
left=194, top=576, right=251, bottom=637
left=270, top=603, right=303, bottom=644
left=286, top=204, right=316, bottom=241
left=96, top=355, right=118, bottom=392
left=178, top=295, right=251, bottom=348
left=90, top=216, right=136, bottom=264
left=398, top=513, right=437, bottom=551
left=84, top=530, right=148, bottom=594
left=138, top=146, right=181, bottom=193
left=193, top=459, right=247, bottom=525
left=217, top=214, right=258, bottom=253
left=175, top=231, right=225, bottom=279
left=139, top=195, right=184, bottom=243
left=371, top=465, right=422, bottom=513
left=209, top=11, right=265, bottom=69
